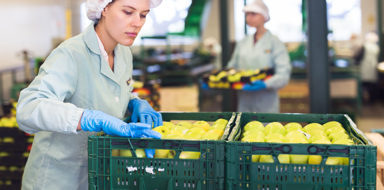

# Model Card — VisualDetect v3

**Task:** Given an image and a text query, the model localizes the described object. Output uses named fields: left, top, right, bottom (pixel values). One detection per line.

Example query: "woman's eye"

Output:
left=124, top=11, right=132, bottom=15
left=140, top=14, right=147, bottom=18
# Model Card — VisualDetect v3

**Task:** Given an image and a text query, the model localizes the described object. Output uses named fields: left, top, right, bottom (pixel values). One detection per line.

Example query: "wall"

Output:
left=360, top=0, right=377, bottom=39
left=0, top=0, right=67, bottom=70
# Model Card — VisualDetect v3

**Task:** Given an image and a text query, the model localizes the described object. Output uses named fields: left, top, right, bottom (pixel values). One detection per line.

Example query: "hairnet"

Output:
left=243, top=0, right=270, bottom=22
left=365, top=32, right=379, bottom=43
left=86, top=0, right=163, bottom=21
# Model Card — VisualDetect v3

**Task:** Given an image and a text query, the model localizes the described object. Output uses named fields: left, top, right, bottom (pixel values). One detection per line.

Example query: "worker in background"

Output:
left=357, top=32, right=380, bottom=104
left=16, top=0, right=163, bottom=189
left=227, top=0, right=291, bottom=113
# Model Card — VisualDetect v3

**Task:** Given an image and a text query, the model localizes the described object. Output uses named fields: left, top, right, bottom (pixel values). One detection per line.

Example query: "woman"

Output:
left=16, top=0, right=163, bottom=189
left=227, top=0, right=291, bottom=113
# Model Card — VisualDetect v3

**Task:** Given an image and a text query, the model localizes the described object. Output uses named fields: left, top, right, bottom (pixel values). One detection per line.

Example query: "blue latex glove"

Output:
left=242, top=80, right=267, bottom=91
left=81, top=109, right=161, bottom=158
left=201, top=83, right=210, bottom=90
left=128, top=99, right=163, bottom=128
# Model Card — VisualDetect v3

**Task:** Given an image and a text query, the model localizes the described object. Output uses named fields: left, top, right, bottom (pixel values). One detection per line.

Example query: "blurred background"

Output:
left=0, top=1, right=384, bottom=187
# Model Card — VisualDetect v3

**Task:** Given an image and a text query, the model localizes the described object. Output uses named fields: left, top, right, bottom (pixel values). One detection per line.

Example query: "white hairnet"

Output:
left=86, top=0, right=163, bottom=21
left=243, top=0, right=270, bottom=22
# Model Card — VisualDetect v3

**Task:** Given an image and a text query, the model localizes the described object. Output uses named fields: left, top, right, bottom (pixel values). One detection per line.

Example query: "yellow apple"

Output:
left=265, top=122, right=284, bottom=131
left=308, top=140, right=331, bottom=165
left=259, top=155, right=274, bottom=163
left=135, top=149, right=146, bottom=158
left=205, top=129, right=224, bottom=137
left=265, top=133, right=284, bottom=141
left=162, top=134, right=182, bottom=139
left=283, top=131, right=306, bottom=142
left=209, top=124, right=226, bottom=131
left=267, top=139, right=283, bottom=143
left=163, top=122, right=175, bottom=129
left=244, top=121, right=265, bottom=132
left=332, top=138, right=353, bottom=165
left=192, top=121, right=210, bottom=131
left=241, top=134, right=265, bottom=142
left=329, top=132, right=350, bottom=142
left=323, top=121, right=343, bottom=131
left=284, top=122, right=303, bottom=132
left=179, top=151, right=200, bottom=159
left=153, top=126, right=170, bottom=135
left=242, top=129, right=266, bottom=139
left=200, top=133, right=221, bottom=140
left=182, top=132, right=201, bottom=140
left=326, top=127, right=346, bottom=136
left=112, top=149, right=120, bottom=156
left=213, top=119, right=228, bottom=126
left=326, top=157, right=342, bottom=165
left=188, top=127, right=207, bottom=136
left=176, top=121, right=193, bottom=129
left=251, top=155, right=260, bottom=162
left=309, top=134, right=330, bottom=143
left=265, top=124, right=286, bottom=136
left=306, top=129, right=327, bottom=138
left=120, top=150, right=133, bottom=157
left=172, top=126, right=189, bottom=134
left=167, top=129, right=185, bottom=137
left=303, top=123, right=324, bottom=132
left=288, top=137, right=309, bottom=164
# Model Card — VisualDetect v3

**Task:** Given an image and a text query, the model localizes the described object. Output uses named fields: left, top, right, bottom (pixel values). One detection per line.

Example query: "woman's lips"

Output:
left=126, top=32, right=137, bottom=37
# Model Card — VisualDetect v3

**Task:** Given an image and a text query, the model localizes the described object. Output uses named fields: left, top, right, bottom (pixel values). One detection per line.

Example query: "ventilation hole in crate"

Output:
left=360, top=168, right=363, bottom=175
left=303, top=176, right=306, bottom=182
left=258, top=184, right=261, bottom=190
left=331, top=177, right=333, bottom=183
left=267, top=166, right=270, bottom=172
left=176, top=170, right=178, bottom=176
left=299, top=176, right=302, bottom=182
left=336, top=178, right=338, bottom=183
left=118, top=160, right=120, bottom=165
left=171, top=161, right=174, bottom=167
left=285, top=166, right=288, bottom=172
left=294, top=176, right=296, bottom=182
left=352, top=159, right=355, bottom=165
left=204, top=162, right=206, bottom=169
left=258, top=165, right=261, bottom=172
left=299, top=166, right=301, bottom=173
left=335, top=168, right=338, bottom=174
left=240, top=174, right=243, bottom=180
left=294, top=166, right=296, bottom=173
left=303, top=166, right=306, bottom=173
left=322, top=177, right=324, bottom=183
left=117, top=168, right=119, bottom=174
left=175, top=161, right=178, bottom=167
left=340, top=168, right=342, bottom=174
left=285, top=175, right=288, bottom=181
left=211, top=162, right=213, bottom=169
left=359, top=160, right=362, bottom=164
left=280, top=166, right=283, bottom=172
left=189, top=180, right=192, bottom=187
left=150, top=160, right=153, bottom=166
left=167, top=161, right=170, bottom=167
left=258, top=174, right=260, bottom=181
left=167, top=170, right=169, bottom=176
left=312, top=167, right=315, bottom=173
left=340, top=177, right=343, bottom=184
left=184, top=161, right=186, bottom=167
left=175, top=180, right=178, bottom=187
left=204, top=171, right=206, bottom=177
left=312, top=176, right=315, bottom=182
left=331, top=167, right=333, bottom=174
left=317, top=177, right=319, bottom=183
left=247, top=174, right=250, bottom=180
left=281, top=175, right=283, bottom=181
left=171, top=170, right=174, bottom=176
left=321, top=167, right=324, bottom=174
left=331, top=188, right=333, bottom=190
left=359, top=178, right=362, bottom=184
left=193, top=180, right=195, bottom=188
left=134, top=178, right=137, bottom=186
left=189, top=171, right=191, bottom=177
left=267, top=175, right=270, bottom=181
left=239, top=183, right=242, bottom=187
left=184, top=171, right=186, bottom=176
left=107, top=168, right=110, bottom=174
left=263, top=175, right=265, bottom=181
left=118, top=177, right=120, bottom=185
left=184, top=180, right=186, bottom=187
left=276, top=175, right=279, bottom=181
left=263, top=165, right=266, bottom=172
left=101, top=167, right=103, bottom=173
left=134, top=160, right=136, bottom=166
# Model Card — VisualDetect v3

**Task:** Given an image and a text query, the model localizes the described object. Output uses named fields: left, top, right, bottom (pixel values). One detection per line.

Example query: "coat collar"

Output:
left=83, top=23, right=127, bottom=83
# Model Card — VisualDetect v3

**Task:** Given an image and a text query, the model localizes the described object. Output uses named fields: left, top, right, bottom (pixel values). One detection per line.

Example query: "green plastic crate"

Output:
left=226, top=113, right=376, bottom=190
left=88, top=112, right=237, bottom=190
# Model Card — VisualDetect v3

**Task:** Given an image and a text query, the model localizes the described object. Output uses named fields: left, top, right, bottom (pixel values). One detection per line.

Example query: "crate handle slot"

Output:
left=112, top=140, right=149, bottom=148
left=163, top=140, right=200, bottom=150
left=252, top=145, right=292, bottom=154
left=308, top=145, right=349, bottom=155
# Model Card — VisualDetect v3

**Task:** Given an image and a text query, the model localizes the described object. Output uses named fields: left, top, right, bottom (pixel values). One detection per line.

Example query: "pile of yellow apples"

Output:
left=117, top=119, right=229, bottom=159
left=240, top=121, right=354, bottom=165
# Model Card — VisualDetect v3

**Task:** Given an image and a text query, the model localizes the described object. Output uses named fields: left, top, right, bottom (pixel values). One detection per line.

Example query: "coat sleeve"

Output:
left=264, top=38, right=292, bottom=90
left=16, top=48, right=84, bottom=134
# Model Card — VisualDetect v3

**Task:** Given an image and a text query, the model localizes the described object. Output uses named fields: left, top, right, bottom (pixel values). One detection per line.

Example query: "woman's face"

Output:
left=245, top=12, right=265, bottom=28
left=102, top=0, right=150, bottom=46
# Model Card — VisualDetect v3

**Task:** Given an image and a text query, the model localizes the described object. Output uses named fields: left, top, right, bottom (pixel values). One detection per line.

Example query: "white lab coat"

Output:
left=227, top=31, right=291, bottom=113
left=16, top=23, right=137, bottom=190
left=360, top=42, right=379, bottom=82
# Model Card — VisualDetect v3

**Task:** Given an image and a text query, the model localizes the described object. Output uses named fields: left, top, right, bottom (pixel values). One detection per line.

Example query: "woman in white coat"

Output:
left=16, top=0, right=163, bottom=189
left=227, top=0, right=291, bottom=113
